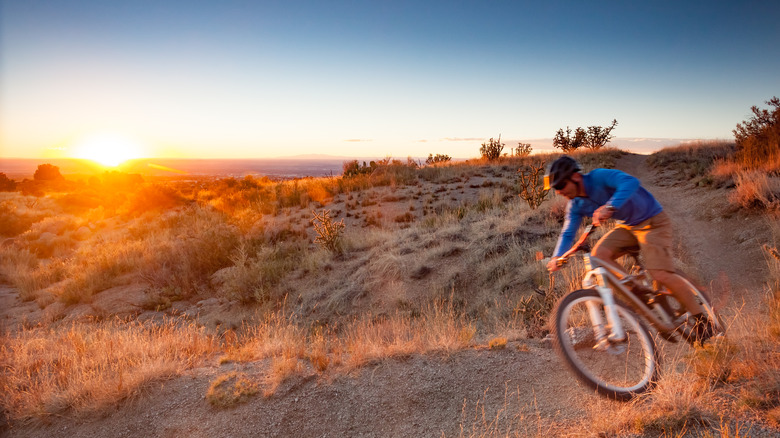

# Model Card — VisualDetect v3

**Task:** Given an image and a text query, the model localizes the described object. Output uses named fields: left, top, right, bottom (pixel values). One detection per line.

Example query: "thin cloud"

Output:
left=344, top=139, right=373, bottom=142
left=440, top=137, right=483, bottom=142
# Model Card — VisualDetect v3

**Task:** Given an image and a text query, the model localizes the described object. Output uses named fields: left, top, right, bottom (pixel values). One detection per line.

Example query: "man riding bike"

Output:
left=544, top=155, right=715, bottom=344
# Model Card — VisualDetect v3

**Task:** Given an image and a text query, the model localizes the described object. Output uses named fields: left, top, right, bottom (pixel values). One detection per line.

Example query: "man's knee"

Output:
left=591, top=245, right=615, bottom=261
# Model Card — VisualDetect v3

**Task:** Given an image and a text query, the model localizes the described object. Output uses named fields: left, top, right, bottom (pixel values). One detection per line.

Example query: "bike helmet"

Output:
left=544, top=155, right=581, bottom=190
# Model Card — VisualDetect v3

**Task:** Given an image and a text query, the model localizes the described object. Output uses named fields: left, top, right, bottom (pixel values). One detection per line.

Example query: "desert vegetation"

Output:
left=552, top=119, right=619, bottom=152
left=1, top=103, right=779, bottom=435
left=0, top=149, right=621, bottom=426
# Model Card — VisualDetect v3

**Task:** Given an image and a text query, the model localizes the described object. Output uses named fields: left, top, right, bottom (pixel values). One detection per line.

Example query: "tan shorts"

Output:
left=592, top=211, right=675, bottom=272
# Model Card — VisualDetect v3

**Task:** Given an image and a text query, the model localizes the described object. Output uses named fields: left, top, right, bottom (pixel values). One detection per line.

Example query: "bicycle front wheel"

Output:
left=552, top=289, right=659, bottom=401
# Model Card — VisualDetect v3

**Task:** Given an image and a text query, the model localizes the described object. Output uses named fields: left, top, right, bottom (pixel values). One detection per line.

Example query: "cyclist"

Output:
left=544, top=155, right=715, bottom=343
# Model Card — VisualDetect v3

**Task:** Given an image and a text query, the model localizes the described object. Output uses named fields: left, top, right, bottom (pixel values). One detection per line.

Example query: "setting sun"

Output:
left=71, top=133, right=145, bottom=167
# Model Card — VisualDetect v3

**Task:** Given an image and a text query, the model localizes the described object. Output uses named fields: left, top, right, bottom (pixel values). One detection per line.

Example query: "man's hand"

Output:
left=547, top=257, right=561, bottom=272
left=593, top=205, right=615, bottom=226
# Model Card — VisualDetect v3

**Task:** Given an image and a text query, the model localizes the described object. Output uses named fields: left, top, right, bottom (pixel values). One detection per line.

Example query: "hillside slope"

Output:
left=3, top=153, right=775, bottom=438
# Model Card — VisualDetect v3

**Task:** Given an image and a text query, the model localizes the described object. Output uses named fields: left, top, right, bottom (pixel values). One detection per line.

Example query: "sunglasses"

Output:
left=553, top=178, right=570, bottom=191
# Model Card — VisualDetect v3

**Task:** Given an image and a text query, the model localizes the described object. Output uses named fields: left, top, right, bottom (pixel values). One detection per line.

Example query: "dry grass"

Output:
left=727, top=171, right=780, bottom=210
left=18, top=147, right=773, bottom=434
left=216, top=299, right=480, bottom=396
left=648, top=140, right=737, bottom=181
left=0, top=317, right=218, bottom=423
left=206, top=371, right=259, bottom=407
left=454, top=385, right=557, bottom=438
left=577, top=237, right=780, bottom=437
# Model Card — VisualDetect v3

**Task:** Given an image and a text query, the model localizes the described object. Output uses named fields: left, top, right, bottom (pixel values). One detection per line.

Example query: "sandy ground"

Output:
left=2, top=153, right=776, bottom=437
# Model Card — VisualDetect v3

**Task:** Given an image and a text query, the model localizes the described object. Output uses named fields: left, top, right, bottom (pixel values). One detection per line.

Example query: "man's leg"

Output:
left=591, top=227, right=635, bottom=271
left=633, top=212, right=707, bottom=316
left=646, top=269, right=706, bottom=315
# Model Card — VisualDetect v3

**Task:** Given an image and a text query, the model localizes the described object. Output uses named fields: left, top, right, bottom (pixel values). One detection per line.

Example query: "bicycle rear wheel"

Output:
left=552, top=289, right=659, bottom=401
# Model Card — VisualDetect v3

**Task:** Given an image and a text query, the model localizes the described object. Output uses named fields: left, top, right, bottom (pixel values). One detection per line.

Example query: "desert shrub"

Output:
left=33, top=164, right=64, bottom=181
left=514, top=142, right=532, bottom=157
left=206, top=372, right=259, bottom=407
left=54, top=191, right=104, bottom=214
left=733, top=96, right=780, bottom=169
left=0, top=247, right=67, bottom=301
left=516, top=161, right=549, bottom=210
left=584, top=119, right=618, bottom=150
left=342, top=160, right=376, bottom=177
left=202, top=176, right=278, bottom=216
left=372, top=157, right=419, bottom=186
left=276, top=179, right=304, bottom=208
left=212, top=241, right=307, bottom=303
left=311, top=209, right=345, bottom=253
left=480, top=136, right=504, bottom=160
left=0, top=173, right=16, bottom=191
left=0, top=201, right=35, bottom=237
left=138, top=207, right=241, bottom=295
left=426, top=153, right=452, bottom=165
left=341, top=158, right=418, bottom=187
left=553, top=120, right=618, bottom=152
left=124, top=184, right=186, bottom=215
left=729, top=170, right=780, bottom=210
left=553, top=126, right=587, bottom=152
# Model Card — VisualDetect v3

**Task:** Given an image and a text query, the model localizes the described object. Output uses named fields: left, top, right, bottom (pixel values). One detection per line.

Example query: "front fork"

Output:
left=583, top=266, right=626, bottom=344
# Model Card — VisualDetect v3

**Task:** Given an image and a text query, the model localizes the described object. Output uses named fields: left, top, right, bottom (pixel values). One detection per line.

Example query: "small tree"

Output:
left=425, top=153, right=452, bottom=165
left=33, top=163, right=64, bottom=181
left=733, top=97, right=780, bottom=167
left=516, top=161, right=549, bottom=210
left=0, top=173, right=16, bottom=191
left=585, top=119, right=618, bottom=150
left=515, top=142, right=532, bottom=157
left=553, top=119, right=618, bottom=151
left=552, top=127, right=587, bottom=152
left=480, top=135, right=504, bottom=160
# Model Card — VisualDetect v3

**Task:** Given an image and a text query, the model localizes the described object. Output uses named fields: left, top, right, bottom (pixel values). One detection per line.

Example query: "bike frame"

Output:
left=582, top=253, right=679, bottom=336
left=556, top=223, right=713, bottom=344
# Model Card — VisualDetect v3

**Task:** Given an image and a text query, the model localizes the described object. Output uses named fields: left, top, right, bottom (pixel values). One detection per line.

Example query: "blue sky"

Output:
left=1, top=0, right=779, bottom=159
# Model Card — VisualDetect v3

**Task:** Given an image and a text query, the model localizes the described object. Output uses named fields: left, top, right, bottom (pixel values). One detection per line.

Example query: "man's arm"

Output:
left=552, top=203, right=583, bottom=258
left=600, top=169, right=640, bottom=209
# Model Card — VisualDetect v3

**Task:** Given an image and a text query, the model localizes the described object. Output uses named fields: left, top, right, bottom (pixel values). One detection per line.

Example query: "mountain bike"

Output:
left=550, top=224, right=724, bottom=401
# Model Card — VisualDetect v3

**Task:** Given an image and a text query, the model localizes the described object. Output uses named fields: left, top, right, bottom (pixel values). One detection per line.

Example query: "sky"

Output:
left=1, top=0, right=779, bottom=161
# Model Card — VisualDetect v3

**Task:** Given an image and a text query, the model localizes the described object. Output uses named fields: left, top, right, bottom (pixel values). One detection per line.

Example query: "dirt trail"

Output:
left=618, top=154, right=770, bottom=313
left=4, top=154, right=773, bottom=437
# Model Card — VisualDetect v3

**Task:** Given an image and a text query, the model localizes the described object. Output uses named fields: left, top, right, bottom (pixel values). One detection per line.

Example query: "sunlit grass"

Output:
left=0, top=318, right=218, bottom=422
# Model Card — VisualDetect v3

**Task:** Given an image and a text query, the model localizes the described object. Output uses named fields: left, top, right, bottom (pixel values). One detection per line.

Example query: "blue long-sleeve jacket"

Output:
left=553, top=168, right=663, bottom=257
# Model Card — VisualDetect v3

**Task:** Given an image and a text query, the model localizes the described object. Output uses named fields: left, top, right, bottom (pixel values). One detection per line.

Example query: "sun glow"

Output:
left=71, top=133, right=146, bottom=167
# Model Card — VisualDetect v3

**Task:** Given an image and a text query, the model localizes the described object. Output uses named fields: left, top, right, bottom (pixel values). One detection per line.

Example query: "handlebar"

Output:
left=555, top=224, right=598, bottom=267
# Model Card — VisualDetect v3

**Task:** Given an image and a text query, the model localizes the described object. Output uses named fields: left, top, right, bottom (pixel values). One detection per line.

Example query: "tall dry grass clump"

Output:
left=728, top=171, right=780, bottom=210
left=0, top=318, right=218, bottom=423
